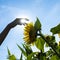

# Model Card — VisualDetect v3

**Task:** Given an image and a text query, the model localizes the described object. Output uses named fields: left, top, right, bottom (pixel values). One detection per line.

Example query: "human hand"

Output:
left=8, top=18, right=29, bottom=28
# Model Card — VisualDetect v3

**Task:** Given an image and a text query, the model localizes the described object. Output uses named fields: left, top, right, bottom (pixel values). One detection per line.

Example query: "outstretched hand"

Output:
left=8, top=18, right=29, bottom=28
left=0, top=18, right=29, bottom=45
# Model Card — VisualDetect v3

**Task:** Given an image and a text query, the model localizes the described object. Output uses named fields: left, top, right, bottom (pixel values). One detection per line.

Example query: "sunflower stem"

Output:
left=37, top=33, right=60, bottom=58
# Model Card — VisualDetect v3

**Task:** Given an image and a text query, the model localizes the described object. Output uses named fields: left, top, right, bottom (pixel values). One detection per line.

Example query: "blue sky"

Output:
left=0, top=0, right=60, bottom=60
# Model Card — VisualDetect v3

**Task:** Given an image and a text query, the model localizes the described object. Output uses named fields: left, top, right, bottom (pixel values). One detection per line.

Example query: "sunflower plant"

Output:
left=7, top=18, right=60, bottom=60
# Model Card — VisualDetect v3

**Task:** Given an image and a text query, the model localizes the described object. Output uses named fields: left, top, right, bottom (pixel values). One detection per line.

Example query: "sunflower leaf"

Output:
left=27, top=52, right=37, bottom=60
left=35, top=37, right=45, bottom=52
left=8, top=55, right=16, bottom=60
left=45, top=42, right=49, bottom=47
left=17, top=44, right=27, bottom=57
left=50, top=55, right=59, bottom=60
left=22, top=44, right=32, bottom=55
left=20, top=53, right=23, bottom=60
left=50, top=24, right=60, bottom=35
left=34, top=17, right=41, bottom=31
left=7, top=48, right=11, bottom=56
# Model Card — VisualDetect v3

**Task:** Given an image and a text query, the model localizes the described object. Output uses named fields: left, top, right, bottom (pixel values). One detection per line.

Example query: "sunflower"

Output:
left=23, top=22, right=36, bottom=44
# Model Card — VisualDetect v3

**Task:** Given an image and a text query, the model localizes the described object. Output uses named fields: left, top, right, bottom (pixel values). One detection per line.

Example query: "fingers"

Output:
left=24, top=18, right=29, bottom=21
left=14, top=18, right=22, bottom=25
left=14, top=18, right=29, bottom=25
left=21, top=21, right=28, bottom=25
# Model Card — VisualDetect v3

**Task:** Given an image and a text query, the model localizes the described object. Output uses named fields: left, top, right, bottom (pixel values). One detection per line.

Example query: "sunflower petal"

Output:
left=23, top=22, right=36, bottom=44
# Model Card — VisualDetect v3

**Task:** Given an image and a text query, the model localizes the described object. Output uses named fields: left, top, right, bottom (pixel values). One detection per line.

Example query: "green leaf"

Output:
left=8, top=55, right=16, bottom=60
left=45, top=42, right=49, bottom=47
left=46, top=49, right=53, bottom=57
left=7, top=48, right=16, bottom=60
left=17, top=44, right=27, bottom=57
left=43, top=56, right=46, bottom=60
left=45, top=35, right=56, bottom=47
left=22, top=44, right=32, bottom=55
left=34, top=17, right=41, bottom=31
left=50, top=55, right=59, bottom=60
left=50, top=24, right=60, bottom=34
left=58, top=33, right=60, bottom=38
left=50, top=36, right=55, bottom=42
left=37, top=52, right=46, bottom=60
left=7, top=48, right=11, bottom=56
left=20, top=53, right=22, bottom=60
left=57, top=45, right=60, bottom=54
left=35, top=37, right=45, bottom=52
left=27, top=52, right=37, bottom=60
left=40, top=54, right=46, bottom=60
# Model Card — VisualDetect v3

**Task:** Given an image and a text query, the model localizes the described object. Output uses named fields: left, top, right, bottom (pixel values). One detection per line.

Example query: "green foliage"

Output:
left=27, top=52, right=37, bottom=60
left=17, top=44, right=27, bottom=57
left=7, top=48, right=11, bottom=56
left=50, top=55, right=59, bottom=60
left=45, top=36, right=55, bottom=42
left=50, top=24, right=60, bottom=34
left=7, top=18, right=60, bottom=60
left=8, top=55, right=16, bottom=60
left=7, top=48, right=16, bottom=60
left=34, top=17, right=41, bottom=31
left=45, top=42, right=49, bottom=47
left=22, top=44, right=32, bottom=55
left=35, top=37, right=45, bottom=52
left=20, top=54, right=23, bottom=60
left=45, top=35, right=56, bottom=47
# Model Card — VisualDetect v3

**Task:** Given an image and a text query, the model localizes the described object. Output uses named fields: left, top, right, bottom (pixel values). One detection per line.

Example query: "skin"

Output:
left=0, top=18, right=28, bottom=45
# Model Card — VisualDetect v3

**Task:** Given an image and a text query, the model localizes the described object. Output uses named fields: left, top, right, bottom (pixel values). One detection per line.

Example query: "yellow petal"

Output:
left=24, top=32, right=29, bottom=35
left=24, top=36, right=29, bottom=38
left=24, top=28, right=30, bottom=32
left=25, top=27, right=30, bottom=30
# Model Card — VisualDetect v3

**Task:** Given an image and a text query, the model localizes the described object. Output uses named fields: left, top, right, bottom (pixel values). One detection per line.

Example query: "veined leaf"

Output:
left=35, top=37, right=45, bottom=52
left=34, top=17, right=41, bottom=31
left=50, top=24, right=60, bottom=34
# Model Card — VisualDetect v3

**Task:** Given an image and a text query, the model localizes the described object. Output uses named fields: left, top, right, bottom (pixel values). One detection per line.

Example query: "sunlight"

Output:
left=17, top=14, right=30, bottom=18
left=16, top=14, right=30, bottom=19
left=16, top=14, right=31, bottom=24
left=20, top=18, right=29, bottom=24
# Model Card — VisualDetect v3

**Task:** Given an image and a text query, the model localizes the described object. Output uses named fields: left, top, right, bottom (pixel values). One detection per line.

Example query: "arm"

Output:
left=0, top=24, right=11, bottom=45
left=0, top=18, right=23, bottom=45
left=0, top=18, right=29, bottom=45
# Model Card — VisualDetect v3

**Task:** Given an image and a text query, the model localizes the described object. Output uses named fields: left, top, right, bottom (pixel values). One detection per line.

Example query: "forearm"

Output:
left=0, top=24, right=11, bottom=45
left=0, top=18, right=26, bottom=45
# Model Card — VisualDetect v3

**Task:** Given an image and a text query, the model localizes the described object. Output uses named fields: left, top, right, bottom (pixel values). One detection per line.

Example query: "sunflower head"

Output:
left=23, top=22, right=37, bottom=44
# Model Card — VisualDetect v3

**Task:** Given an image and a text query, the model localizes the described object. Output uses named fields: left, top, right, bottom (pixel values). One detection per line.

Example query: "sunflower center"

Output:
left=23, top=22, right=37, bottom=44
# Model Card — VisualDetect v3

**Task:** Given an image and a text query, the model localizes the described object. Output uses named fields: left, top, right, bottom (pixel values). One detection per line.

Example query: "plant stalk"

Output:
left=38, top=33, right=60, bottom=58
